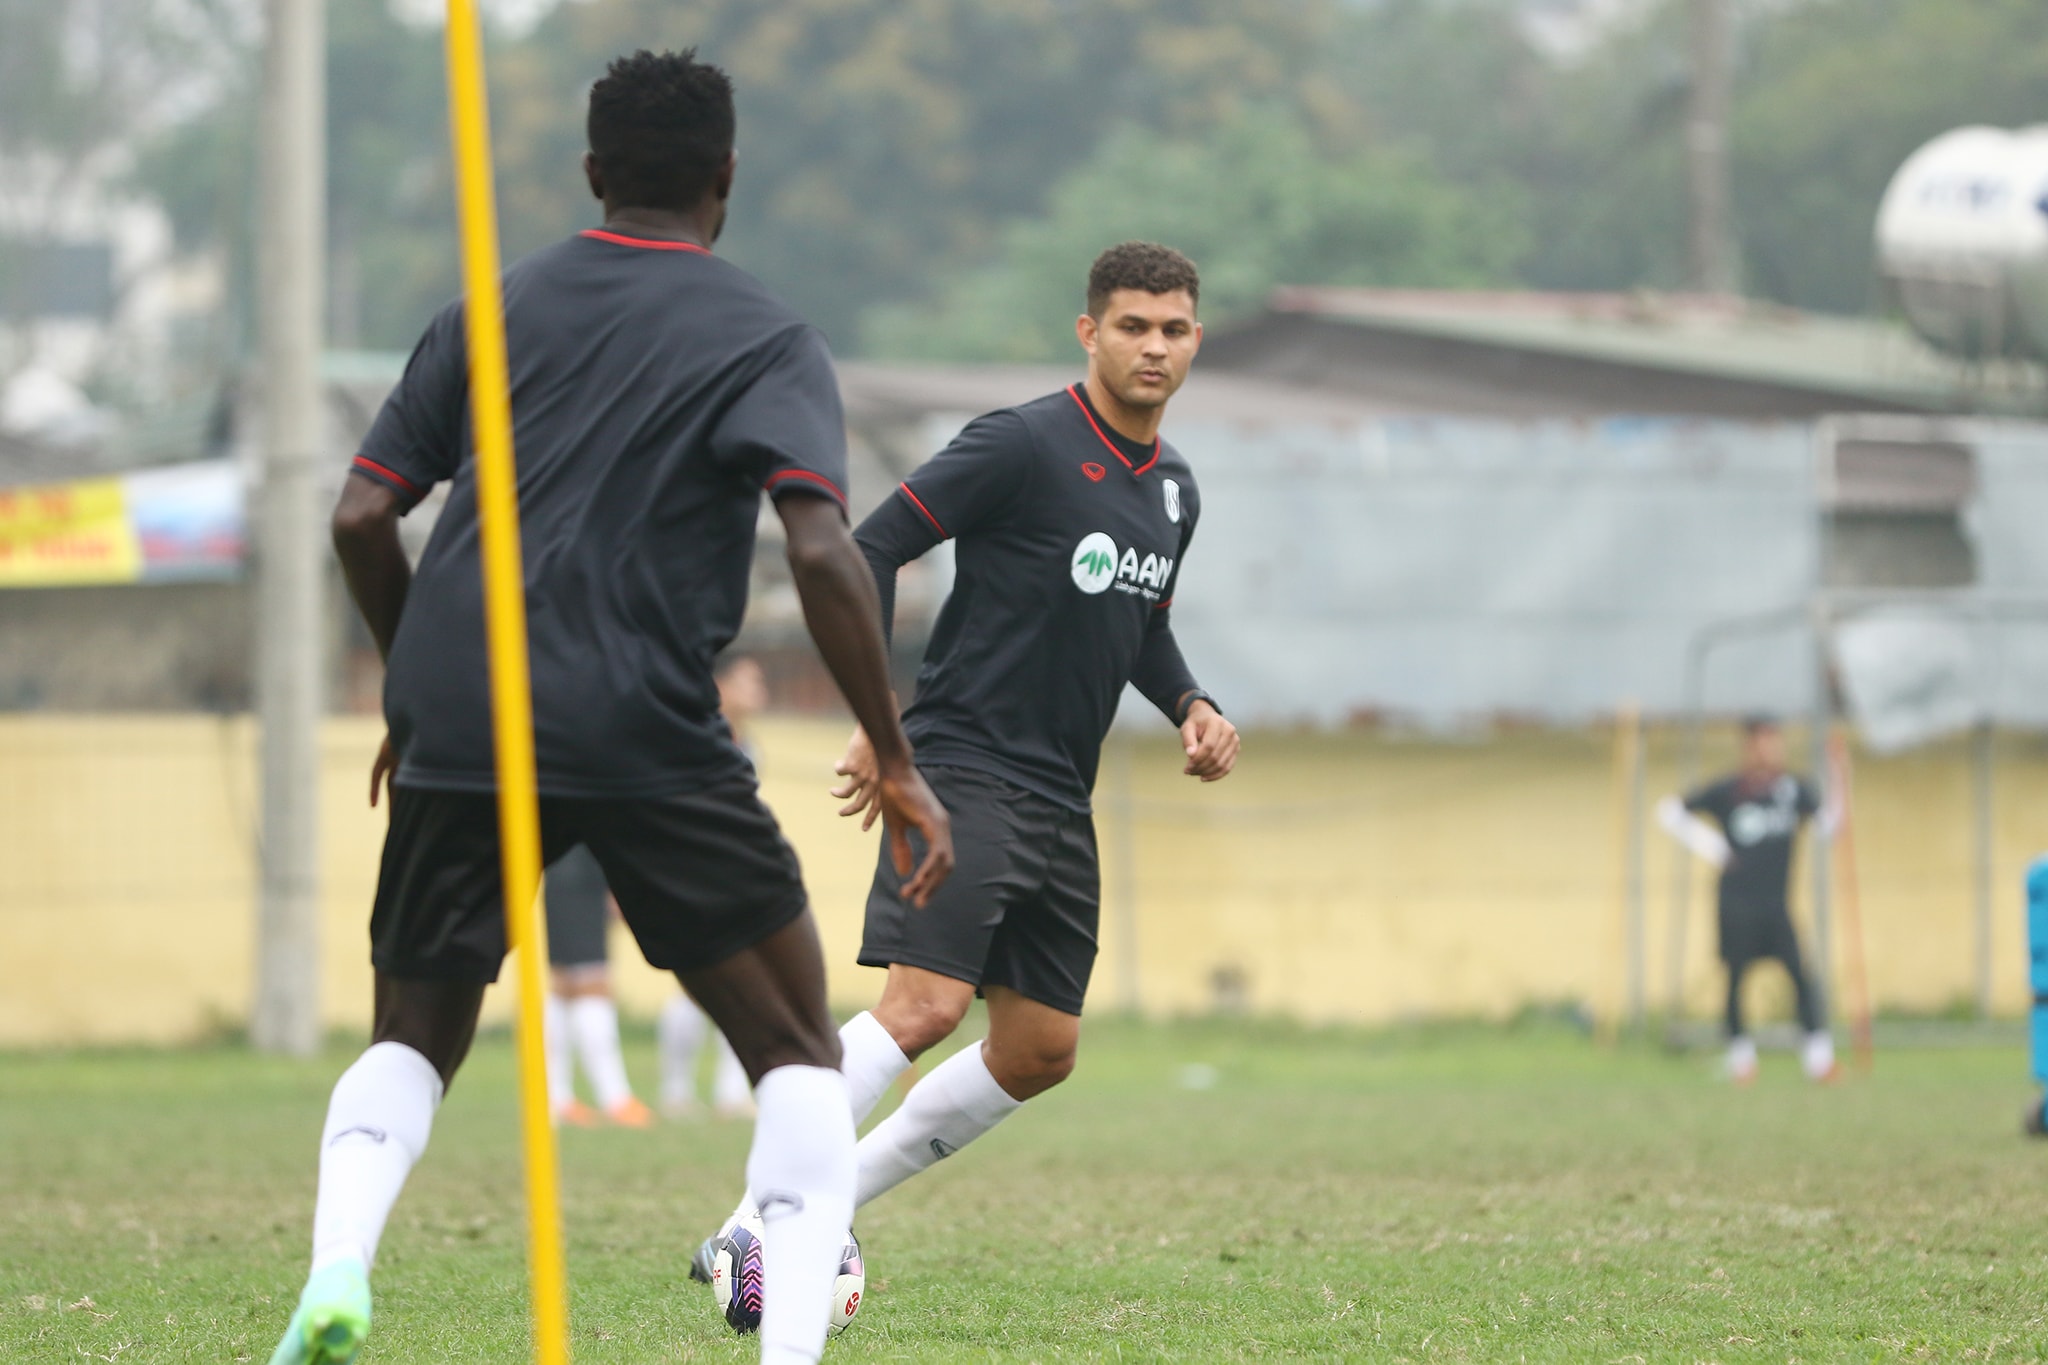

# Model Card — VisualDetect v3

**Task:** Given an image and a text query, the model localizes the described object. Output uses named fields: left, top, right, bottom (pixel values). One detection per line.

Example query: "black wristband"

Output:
left=1177, top=689, right=1218, bottom=724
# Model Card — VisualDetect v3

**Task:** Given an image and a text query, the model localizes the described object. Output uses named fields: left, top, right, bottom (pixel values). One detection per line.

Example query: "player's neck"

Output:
left=600, top=206, right=716, bottom=250
left=1081, top=372, right=1164, bottom=446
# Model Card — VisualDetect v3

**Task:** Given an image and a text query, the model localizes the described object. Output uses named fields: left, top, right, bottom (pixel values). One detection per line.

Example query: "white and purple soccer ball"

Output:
left=711, top=1207, right=865, bottom=1337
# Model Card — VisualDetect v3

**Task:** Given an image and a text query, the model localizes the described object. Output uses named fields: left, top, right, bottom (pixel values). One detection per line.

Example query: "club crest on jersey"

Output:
left=1163, top=478, right=1181, bottom=524
left=1071, top=532, right=1174, bottom=600
left=1082, top=462, right=1107, bottom=483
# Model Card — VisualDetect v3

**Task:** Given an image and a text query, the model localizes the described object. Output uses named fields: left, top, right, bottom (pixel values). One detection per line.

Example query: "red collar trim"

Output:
left=580, top=228, right=710, bottom=254
left=1066, top=384, right=1159, bottom=477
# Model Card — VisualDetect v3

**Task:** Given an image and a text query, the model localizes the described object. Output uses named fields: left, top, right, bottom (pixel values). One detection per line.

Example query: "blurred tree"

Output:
left=104, top=0, right=2048, bottom=362
left=1732, top=0, right=2048, bottom=312
left=862, top=103, right=1524, bottom=361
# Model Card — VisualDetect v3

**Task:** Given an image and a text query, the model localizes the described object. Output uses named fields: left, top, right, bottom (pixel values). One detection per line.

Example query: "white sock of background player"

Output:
left=309, top=1041, right=442, bottom=1272
left=543, top=994, right=575, bottom=1111
left=1801, top=1030, right=1836, bottom=1079
left=565, top=995, right=635, bottom=1111
left=658, top=994, right=707, bottom=1110
left=852, top=1040, right=1020, bottom=1208
left=1727, top=1034, right=1759, bottom=1078
left=713, top=1031, right=754, bottom=1110
left=747, top=1065, right=856, bottom=1365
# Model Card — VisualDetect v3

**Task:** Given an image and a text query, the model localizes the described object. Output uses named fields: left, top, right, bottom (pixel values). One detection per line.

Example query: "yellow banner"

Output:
left=0, top=477, right=143, bottom=586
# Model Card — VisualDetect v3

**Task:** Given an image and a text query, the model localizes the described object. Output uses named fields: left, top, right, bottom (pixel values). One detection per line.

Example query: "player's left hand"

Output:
left=831, top=724, right=884, bottom=829
left=369, top=734, right=396, bottom=807
left=1181, top=700, right=1238, bottom=782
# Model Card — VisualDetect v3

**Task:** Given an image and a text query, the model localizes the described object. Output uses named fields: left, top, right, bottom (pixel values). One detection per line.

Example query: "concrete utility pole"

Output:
left=251, top=0, right=326, bottom=1056
left=1685, top=0, right=1735, bottom=295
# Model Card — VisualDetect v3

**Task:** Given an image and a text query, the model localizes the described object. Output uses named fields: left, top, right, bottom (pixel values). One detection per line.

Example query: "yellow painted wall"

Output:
left=1, top=715, right=2042, bottom=1046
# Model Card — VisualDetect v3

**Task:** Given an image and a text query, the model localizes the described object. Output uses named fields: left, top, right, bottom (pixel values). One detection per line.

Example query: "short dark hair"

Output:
left=1741, top=713, right=1781, bottom=737
left=1086, top=241, right=1200, bottom=317
left=587, top=49, right=735, bottom=212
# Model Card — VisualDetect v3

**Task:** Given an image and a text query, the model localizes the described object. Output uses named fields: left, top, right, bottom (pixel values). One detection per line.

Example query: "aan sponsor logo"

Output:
left=1070, top=532, right=1173, bottom=599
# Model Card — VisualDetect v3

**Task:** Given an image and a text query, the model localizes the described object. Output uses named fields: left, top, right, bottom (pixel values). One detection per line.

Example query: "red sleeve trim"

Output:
left=899, top=483, right=948, bottom=538
left=764, top=468, right=847, bottom=505
left=352, top=455, right=421, bottom=497
left=579, top=228, right=711, bottom=254
left=1153, top=597, right=1173, bottom=610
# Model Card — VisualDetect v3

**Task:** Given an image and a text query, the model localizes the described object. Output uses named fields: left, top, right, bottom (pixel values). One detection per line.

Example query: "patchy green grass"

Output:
left=6, top=1017, right=2048, bottom=1362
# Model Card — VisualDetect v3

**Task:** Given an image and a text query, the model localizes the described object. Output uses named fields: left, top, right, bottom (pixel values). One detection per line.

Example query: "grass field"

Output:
left=6, top=1016, right=2048, bottom=1363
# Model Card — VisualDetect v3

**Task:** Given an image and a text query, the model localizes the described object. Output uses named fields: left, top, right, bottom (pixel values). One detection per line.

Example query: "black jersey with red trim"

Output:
left=352, top=228, right=847, bottom=798
left=855, top=383, right=1208, bottom=812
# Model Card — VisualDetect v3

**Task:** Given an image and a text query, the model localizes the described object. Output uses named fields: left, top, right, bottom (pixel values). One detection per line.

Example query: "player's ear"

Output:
left=713, top=148, right=737, bottom=203
left=582, top=151, right=604, bottom=202
left=1075, top=312, right=1098, bottom=354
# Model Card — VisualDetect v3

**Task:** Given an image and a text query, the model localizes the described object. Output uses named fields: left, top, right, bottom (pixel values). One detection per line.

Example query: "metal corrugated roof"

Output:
left=1253, top=287, right=2045, bottom=416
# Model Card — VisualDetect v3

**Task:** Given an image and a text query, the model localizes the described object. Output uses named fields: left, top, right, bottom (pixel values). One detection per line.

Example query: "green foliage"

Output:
left=865, top=104, right=1524, bottom=361
left=1732, top=0, right=2048, bottom=312
left=45, top=0, right=2048, bottom=363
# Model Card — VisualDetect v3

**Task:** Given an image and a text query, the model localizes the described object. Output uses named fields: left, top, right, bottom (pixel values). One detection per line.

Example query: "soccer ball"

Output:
left=829, top=1232, right=865, bottom=1335
left=710, top=1208, right=865, bottom=1337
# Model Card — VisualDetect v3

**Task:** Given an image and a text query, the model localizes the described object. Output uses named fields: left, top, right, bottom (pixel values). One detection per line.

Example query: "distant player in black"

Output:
left=694, top=243, right=1235, bottom=1268
left=268, top=51, right=951, bottom=1365
left=1658, top=716, right=1840, bottom=1085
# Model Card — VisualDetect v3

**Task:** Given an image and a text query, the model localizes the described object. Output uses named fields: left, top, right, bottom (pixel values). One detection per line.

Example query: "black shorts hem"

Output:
left=368, top=955, right=505, bottom=985
left=855, top=946, right=983, bottom=986
left=662, top=889, right=809, bottom=975
left=854, top=946, right=1088, bottom=1016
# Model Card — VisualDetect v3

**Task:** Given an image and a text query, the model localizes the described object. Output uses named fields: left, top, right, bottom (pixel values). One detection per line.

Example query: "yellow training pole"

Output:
left=442, top=3, right=571, bottom=1361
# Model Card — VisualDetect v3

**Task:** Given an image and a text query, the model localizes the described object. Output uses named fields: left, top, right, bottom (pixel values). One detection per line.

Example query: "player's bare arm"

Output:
left=778, top=495, right=953, bottom=906
left=331, top=473, right=411, bottom=805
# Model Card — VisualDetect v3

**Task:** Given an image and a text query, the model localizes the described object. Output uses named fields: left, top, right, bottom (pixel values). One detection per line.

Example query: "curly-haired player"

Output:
left=696, top=242, right=1237, bottom=1278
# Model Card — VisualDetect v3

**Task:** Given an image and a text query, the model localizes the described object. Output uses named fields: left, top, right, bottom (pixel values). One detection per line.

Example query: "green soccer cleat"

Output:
left=268, top=1258, right=371, bottom=1365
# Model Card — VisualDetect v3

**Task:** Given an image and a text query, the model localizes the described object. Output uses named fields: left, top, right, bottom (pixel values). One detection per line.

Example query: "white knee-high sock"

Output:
left=854, top=1041, right=1020, bottom=1208
left=310, top=1042, right=442, bottom=1272
left=712, top=1031, right=753, bottom=1109
left=837, top=1010, right=911, bottom=1126
left=658, top=995, right=706, bottom=1108
left=544, top=995, right=575, bottom=1110
left=566, top=996, right=634, bottom=1111
left=747, top=1065, right=855, bottom=1365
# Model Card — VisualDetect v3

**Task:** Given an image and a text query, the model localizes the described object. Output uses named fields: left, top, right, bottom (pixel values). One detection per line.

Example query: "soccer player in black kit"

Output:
left=268, top=51, right=951, bottom=1365
left=1658, top=716, right=1840, bottom=1085
left=694, top=243, right=1237, bottom=1273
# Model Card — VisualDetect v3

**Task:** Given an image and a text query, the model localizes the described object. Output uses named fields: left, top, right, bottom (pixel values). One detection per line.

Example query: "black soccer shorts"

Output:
left=370, top=779, right=808, bottom=982
left=857, top=764, right=1099, bottom=1016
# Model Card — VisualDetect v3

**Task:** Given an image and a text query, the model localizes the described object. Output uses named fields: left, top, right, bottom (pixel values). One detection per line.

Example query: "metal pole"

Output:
left=250, top=0, right=326, bottom=1056
left=1624, top=706, right=1648, bottom=1033
left=1112, top=733, right=1141, bottom=1014
left=1685, top=0, right=1735, bottom=295
left=1807, top=615, right=1835, bottom=1029
left=1974, top=718, right=1995, bottom=1019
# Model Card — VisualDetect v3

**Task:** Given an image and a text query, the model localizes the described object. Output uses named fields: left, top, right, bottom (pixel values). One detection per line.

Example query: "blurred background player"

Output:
left=657, top=655, right=768, bottom=1120
left=543, top=845, right=653, bottom=1128
left=1657, top=715, right=1842, bottom=1085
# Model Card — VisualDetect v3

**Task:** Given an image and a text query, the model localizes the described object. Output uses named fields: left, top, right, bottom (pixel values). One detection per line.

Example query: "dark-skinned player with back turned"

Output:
left=267, top=49, right=951, bottom=1365
left=695, top=241, right=1238, bottom=1280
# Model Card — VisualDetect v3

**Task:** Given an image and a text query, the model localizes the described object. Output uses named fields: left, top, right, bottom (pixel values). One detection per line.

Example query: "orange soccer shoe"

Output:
left=606, top=1096, right=656, bottom=1129
left=555, top=1099, right=600, bottom=1128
